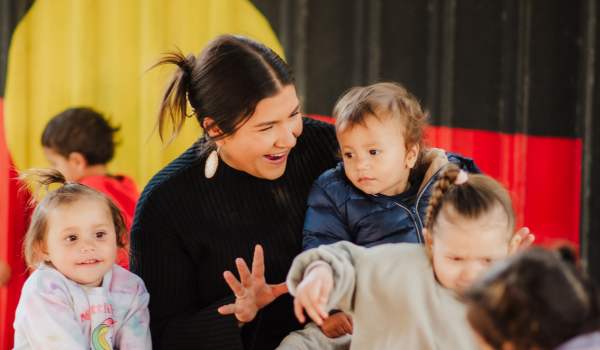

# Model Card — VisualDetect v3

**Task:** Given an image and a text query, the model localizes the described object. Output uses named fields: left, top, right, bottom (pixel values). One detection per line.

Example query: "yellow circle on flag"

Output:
left=4, top=0, right=284, bottom=186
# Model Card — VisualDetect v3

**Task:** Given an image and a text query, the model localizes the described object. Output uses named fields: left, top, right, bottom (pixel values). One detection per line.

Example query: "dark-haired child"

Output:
left=464, top=247, right=600, bottom=350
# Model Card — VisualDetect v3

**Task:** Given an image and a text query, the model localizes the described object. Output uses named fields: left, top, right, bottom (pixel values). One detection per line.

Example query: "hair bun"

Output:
left=182, top=54, right=196, bottom=77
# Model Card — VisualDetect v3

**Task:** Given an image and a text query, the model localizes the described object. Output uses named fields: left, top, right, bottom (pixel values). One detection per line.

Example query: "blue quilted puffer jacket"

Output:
left=302, top=153, right=479, bottom=250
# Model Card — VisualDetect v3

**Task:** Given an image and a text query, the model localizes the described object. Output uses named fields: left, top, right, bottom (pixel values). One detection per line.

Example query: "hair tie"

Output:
left=455, top=170, right=468, bottom=185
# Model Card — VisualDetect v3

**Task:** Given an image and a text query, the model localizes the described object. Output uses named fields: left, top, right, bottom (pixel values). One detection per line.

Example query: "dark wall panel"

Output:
left=253, top=0, right=583, bottom=137
left=0, top=0, right=35, bottom=96
left=453, top=0, right=509, bottom=132
left=305, top=0, right=359, bottom=115
left=528, top=0, right=581, bottom=137
left=379, top=1, right=430, bottom=114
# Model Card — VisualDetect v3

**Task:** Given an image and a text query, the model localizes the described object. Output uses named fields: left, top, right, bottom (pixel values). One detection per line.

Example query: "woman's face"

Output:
left=214, top=84, right=303, bottom=180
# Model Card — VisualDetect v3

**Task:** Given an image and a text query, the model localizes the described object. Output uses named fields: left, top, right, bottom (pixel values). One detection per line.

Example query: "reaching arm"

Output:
left=287, top=242, right=366, bottom=323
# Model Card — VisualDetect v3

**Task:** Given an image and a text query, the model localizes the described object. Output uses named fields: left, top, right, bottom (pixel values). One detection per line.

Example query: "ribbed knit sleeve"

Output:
left=130, top=117, right=338, bottom=350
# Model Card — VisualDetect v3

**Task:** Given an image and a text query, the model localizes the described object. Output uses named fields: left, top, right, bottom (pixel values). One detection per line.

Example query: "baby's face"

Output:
left=429, top=204, right=513, bottom=293
left=43, top=198, right=118, bottom=287
left=337, top=114, right=418, bottom=196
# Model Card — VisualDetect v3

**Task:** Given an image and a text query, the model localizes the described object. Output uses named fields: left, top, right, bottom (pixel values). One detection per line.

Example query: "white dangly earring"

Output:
left=205, top=147, right=219, bottom=179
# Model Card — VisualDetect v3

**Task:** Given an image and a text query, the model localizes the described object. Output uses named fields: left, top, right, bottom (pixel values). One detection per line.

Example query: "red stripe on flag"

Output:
left=0, top=98, right=32, bottom=349
left=307, top=115, right=582, bottom=247
left=307, top=114, right=335, bottom=124
left=426, top=126, right=581, bottom=246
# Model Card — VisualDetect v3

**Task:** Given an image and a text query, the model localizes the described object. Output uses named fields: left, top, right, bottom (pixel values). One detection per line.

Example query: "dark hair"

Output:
left=333, top=82, right=428, bottom=151
left=41, top=107, right=120, bottom=165
left=154, top=34, right=294, bottom=146
left=424, top=164, right=515, bottom=235
left=464, top=247, right=600, bottom=350
left=21, top=169, right=127, bottom=268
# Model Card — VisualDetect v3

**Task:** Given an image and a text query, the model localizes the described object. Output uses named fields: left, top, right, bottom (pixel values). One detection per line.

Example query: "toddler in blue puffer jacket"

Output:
left=277, top=82, right=478, bottom=350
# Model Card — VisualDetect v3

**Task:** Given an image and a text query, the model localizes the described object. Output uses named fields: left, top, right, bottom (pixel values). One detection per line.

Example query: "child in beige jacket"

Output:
left=288, top=165, right=527, bottom=349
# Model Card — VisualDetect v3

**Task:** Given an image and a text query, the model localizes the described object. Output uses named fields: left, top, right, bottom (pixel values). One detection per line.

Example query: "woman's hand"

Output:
left=293, top=264, right=333, bottom=325
left=217, top=245, right=288, bottom=323
left=0, top=259, right=11, bottom=287
left=320, top=311, right=353, bottom=338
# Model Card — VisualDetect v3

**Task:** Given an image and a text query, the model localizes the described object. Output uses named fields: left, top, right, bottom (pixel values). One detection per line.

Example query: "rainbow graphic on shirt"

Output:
left=92, top=318, right=115, bottom=350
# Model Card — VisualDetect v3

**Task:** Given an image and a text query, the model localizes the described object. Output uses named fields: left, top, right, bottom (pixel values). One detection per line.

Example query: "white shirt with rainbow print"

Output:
left=13, top=263, right=151, bottom=350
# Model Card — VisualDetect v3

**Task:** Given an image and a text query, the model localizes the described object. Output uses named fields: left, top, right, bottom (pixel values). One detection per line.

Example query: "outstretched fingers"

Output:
left=235, top=258, right=252, bottom=288
left=223, top=270, right=244, bottom=298
left=217, top=303, right=255, bottom=322
left=217, top=303, right=235, bottom=315
left=252, top=244, right=265, bottom=279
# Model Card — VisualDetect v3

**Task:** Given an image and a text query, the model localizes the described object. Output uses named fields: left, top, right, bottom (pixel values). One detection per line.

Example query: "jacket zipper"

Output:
left=390, top=201, right=423, bottom=243
left=381, top=164, right=449, bottom=244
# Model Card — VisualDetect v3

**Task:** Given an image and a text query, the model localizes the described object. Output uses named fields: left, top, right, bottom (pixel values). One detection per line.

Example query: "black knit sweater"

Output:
left=130, top=118, right=339, bottom=350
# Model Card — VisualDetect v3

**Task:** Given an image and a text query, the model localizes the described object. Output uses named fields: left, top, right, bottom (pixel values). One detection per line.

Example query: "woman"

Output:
left=130, top=34, right=523, bottom=349
left=130, top=35, right=339, bottom=350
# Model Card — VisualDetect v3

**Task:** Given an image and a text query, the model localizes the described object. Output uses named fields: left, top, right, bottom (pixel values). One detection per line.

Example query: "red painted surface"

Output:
left=0, top=98, right=32, bottom=349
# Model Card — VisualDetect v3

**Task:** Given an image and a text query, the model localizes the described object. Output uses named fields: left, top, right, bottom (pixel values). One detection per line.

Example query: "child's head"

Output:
left=424, top=164, right=518, bottom=292
left=41, top=107, right=119, bottom=182
left=23, top=169, right=126, bottom=287
left=464, top=247, right=600, bottom=350
left=333, top=82, right=427, bottom=196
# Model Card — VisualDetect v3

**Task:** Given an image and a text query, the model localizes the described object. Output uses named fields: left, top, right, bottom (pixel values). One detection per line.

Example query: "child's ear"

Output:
left=202, top=117, right=225, bottom=147
left=35, top=241, right=50, bottom=263
left=424, top=228, right=433, bottom=247
left=68, top=152, right=88, bottom=170
left=424, top=228, right=434, bottom=258
left=406, top=143, right=420, bottom=169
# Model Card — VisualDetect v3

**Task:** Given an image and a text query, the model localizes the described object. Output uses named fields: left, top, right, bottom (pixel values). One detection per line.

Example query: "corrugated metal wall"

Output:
left=253, top=0, right=583, bottom=136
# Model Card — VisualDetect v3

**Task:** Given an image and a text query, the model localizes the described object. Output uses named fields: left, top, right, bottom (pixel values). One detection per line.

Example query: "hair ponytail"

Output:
left=424, top=164, right=461, bottom=230
left=20, top=168, right=69, bottom=206
left=20, top=168, right=67, bottom=187
left=153, top=50, right=197, bottom=142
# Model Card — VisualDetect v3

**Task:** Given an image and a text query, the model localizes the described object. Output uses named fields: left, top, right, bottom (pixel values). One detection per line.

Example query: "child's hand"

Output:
left=0, top=259, right=10, bottom=287
left=320, top=311, right=353, bottom=338
left=293, top=264, right=333, bottom=325
left=510, top=227, right=536, bottom=254
left=218, top=245, right=288, bottom=323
